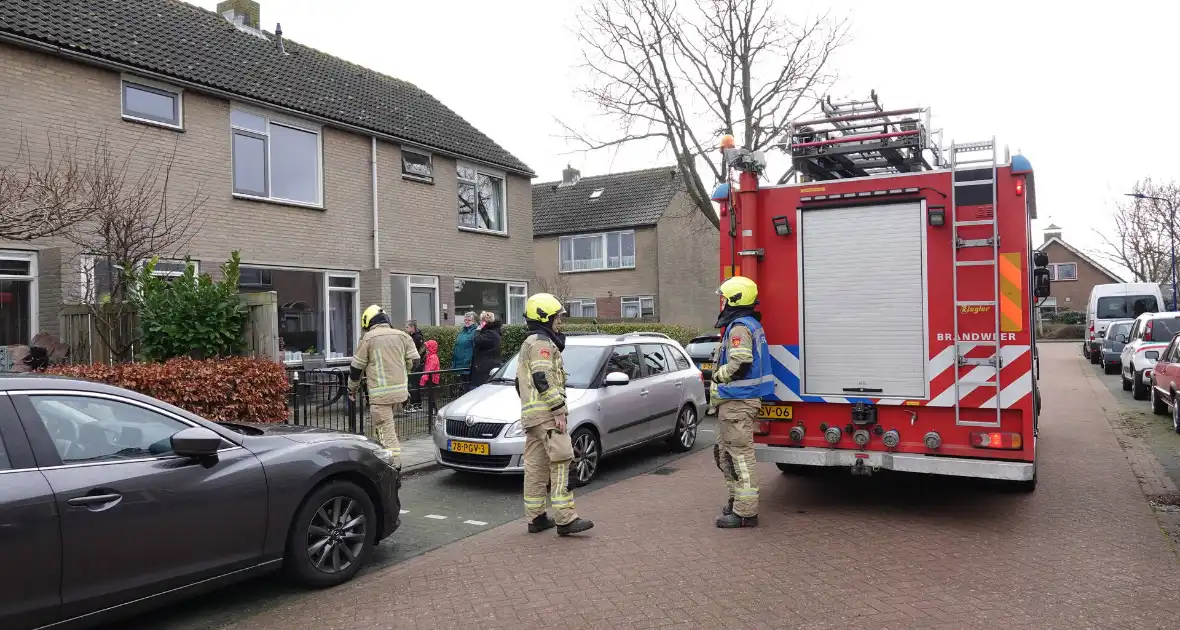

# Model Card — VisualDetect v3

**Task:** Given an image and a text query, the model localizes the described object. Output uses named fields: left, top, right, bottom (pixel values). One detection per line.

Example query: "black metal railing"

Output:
left=287, top=367, right=471, bottom=439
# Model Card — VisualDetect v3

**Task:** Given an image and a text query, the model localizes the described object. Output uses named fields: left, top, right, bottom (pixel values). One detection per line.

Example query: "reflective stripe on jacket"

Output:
left=715, top=316, right=774, bottom=400
left=516, top=333, right=567, bottom=427
left=348, top=325, right=420, bottom=404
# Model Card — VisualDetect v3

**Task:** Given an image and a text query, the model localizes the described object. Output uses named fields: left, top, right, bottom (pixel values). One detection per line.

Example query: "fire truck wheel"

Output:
left=1133, top=371, right=1150, bottom=400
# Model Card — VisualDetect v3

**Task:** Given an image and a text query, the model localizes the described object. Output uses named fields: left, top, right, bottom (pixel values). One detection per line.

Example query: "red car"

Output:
left=1149, top=332, right=1180, bottom=434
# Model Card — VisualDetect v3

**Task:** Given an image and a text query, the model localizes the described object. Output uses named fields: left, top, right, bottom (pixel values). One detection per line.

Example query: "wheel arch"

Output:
left=286, top=470, right=386, bottom=550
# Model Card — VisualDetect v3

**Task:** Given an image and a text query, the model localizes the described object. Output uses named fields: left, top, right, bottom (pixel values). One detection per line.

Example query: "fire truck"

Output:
left=714, top=93, right=1051, bottom=490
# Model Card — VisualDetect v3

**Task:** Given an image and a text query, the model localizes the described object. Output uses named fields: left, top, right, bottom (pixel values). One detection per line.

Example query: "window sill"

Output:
left=458, top=226, right=509, bottom=238
left=402, top=174, right=434, bottom=185
left=559, top=266, right=638, bottom=274
left=121, top=115, right=184, bottom=132
left=232, top=193, right=325, bottom=211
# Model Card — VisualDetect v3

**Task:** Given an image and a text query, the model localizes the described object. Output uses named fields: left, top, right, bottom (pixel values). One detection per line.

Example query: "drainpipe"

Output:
left=371, top=136, right=379, bottom=269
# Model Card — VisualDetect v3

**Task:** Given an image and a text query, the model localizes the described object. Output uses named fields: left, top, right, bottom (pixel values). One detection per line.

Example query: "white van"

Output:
left=1084, top=282, right=1164, bottom=363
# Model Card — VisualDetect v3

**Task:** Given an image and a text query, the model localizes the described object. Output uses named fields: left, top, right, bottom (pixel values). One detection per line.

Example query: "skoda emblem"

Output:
left=465, top=415, right=476, bottom=427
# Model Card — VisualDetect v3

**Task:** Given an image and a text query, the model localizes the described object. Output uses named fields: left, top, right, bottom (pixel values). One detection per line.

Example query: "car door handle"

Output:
left=640, top=389, right=649, bottom=396
left=68, top=493, right=122, bottom=507
left=674, top=382, right=682, bottom=388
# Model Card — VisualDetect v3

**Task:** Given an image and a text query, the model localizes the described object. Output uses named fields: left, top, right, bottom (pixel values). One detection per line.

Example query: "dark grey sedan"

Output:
left=1101, top=319, right=1135, bottom=375
left=0, top=375, right=400, bottom=630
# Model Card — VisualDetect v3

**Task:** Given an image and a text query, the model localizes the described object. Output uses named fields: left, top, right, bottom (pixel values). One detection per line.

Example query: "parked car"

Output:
left=1099, top=319, right=1135, bottom=375
left=1119, top=312, right=1180, bottom=399
left=1148, top=333, right=1180, bottom=434
left=0, top=375, right=400, bottom=630
left=684, top=333, right=721, bottom=404
left=1085, top=282, right=1163, bottom=363
left=432, top=333, right=707, bottom=485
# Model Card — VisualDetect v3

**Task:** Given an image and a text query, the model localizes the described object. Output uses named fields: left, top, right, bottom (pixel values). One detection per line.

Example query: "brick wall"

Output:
left=1040, top=240, right=1120, bottom=313
left=656, top=193, right=720, bottom=328
left=0, top=41, right=532, bottom=338
left=533, top=228, right=660, bottom=311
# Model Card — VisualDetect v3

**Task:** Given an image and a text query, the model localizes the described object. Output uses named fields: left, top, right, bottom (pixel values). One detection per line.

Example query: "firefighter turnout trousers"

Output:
left=371, top=402, right=403, bottom=469
left=715, top=398, right=760, bottom=517
left=522, top=418, right=579, bottom=526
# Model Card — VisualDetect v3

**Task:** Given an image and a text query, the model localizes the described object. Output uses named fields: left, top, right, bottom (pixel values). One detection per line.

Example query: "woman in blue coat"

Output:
left=452, top=311, right=478, bottom=390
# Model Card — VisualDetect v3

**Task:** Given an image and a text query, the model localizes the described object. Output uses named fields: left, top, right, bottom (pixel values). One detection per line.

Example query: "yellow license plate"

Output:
left=758, top=404, right=794, bottom=419
left=448, top=440, right=490, bottom=455
left=701, top=362, right=716, bottom=371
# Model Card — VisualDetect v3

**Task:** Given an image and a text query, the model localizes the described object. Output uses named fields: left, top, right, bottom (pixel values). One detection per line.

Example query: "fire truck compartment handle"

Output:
left=842, top=387, right=884, bottom=393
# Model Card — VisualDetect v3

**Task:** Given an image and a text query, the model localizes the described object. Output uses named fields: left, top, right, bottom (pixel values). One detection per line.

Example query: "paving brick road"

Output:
left=224, top=343, right=1180, bottom=629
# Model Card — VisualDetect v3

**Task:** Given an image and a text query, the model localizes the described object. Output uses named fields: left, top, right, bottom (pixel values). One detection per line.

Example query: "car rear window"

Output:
left=1097, top=295, right=1159, bottom=319
left=1107, top=322, right=1132, bottom=339
left=685, top=338, right=719, bottom=357
left=1149, top=317, right=1180, bottom=343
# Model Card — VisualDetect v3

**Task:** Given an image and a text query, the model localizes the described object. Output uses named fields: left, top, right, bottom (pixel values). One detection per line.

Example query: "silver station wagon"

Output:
left=432, top=333, right=707, bottom=485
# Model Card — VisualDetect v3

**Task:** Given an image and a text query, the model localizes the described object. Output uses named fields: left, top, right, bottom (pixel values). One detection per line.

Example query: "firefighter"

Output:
left=347, top=304, right=420, bottom=469
left=712, top=276, right=773, bottom=528
left=517, top=292, right=594, bottom=536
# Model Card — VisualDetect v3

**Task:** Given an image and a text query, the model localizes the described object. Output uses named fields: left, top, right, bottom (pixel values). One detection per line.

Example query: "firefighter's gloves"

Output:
left=553, top=413, right=568, bottom=433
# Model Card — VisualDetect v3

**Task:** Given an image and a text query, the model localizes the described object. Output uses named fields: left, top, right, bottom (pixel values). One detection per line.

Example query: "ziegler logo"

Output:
left=959, top=305, right=992, bottom=315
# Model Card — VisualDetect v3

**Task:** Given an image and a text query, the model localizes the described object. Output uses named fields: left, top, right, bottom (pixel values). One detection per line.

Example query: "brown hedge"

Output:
left=47, top=357, right=290, bottom=423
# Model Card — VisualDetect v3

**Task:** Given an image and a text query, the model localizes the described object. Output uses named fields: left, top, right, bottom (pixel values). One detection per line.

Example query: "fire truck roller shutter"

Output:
left=800, top=201, right=927, bottom=398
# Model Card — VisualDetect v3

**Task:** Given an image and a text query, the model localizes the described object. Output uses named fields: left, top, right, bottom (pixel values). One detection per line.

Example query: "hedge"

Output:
left=48, top=357, right=290, bottom=423
left=419, top=323, right=713, bottom=369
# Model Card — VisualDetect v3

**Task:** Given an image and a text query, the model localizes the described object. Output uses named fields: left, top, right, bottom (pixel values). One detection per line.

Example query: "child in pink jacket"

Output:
left=420, top=339, right=441, bottom=424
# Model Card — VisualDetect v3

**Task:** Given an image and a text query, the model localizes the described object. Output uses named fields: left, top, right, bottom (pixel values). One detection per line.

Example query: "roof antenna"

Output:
left=276, top=23, right=286, bottom=55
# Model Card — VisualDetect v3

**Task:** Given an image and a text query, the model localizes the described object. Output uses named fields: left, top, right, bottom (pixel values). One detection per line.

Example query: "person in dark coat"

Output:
left=469, top=311, right=503, bottom=389
left=406, top=320, right=427, bottom=410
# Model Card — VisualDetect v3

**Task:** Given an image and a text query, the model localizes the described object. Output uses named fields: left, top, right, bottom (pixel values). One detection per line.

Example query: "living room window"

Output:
left=567, top=299, right=597, bottom=319
left=559, top=231, right=636, bottom=272
left=230, top=108, right=323, bottom=207
left=457, top=163, right=506, bottom=234
left=238, top=266, right=358, bottom=363
left=80, top=256, right=198, bottom=302
left=621, top=296, right=655, bottom=319
left=0, top=251, right=37, bottom=347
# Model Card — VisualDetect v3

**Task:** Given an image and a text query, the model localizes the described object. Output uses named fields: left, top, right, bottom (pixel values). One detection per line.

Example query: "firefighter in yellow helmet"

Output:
left=712, top=276, right=773, bottom=528
left=517, top=293, right=594, bottom=536
left=348, top=304, right=420, bottom=469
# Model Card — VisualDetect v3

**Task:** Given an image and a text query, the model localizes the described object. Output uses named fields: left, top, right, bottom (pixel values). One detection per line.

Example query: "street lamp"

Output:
left=1127, top=192, right=1179, bottom=310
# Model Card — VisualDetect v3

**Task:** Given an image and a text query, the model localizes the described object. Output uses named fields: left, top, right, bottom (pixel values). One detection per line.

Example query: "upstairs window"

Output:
left=559, top=231, right=636, bottom=272
left=1048, top=262, right=1077, bottom=281
left=121, top=78, right=183, bottom=129
left=231, top=108, right=322, bottom=207
left=457, top=163, right=506, bottom=234
left=402, top=149, right=433, bottom=183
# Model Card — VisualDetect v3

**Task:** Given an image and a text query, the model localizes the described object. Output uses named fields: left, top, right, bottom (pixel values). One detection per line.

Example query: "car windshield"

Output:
left=685, top=338, right=720, bottom=357
left=491, top=345, right=608, bottom=389
left=1097, top=295, right=1159, bottom=319
left=1148, top=317, right=1180, bottom=343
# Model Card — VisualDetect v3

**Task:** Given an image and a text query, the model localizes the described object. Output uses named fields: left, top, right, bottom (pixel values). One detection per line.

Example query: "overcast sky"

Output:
left=192, top=0, right=1178, bottom=275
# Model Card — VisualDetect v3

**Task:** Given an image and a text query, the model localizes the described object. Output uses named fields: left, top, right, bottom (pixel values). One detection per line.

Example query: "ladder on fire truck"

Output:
left=950, top=138, right=1003, bottom=426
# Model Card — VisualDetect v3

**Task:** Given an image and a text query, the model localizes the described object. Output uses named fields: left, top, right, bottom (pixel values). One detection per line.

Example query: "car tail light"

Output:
left=970, top=431, right=1023, bottom=450
left=1146, top=320, right=1154, bottom=341
left=755, top=420, right=770, bottom=436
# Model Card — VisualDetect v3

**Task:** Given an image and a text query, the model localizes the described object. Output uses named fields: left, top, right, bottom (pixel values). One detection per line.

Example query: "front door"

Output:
left=14, top=393, right=268, bottom=620
left=597, top=345, right=650, bottom=450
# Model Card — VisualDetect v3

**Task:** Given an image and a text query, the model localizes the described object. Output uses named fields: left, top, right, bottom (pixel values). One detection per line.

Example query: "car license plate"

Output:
left=701, top=362, right=715, bottom=371
left=758, top=404, right=793, bottom=419
left=448, top=440, right=489, bottom=455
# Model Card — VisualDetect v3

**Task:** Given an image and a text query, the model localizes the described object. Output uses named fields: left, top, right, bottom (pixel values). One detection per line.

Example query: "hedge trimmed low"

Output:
left=420, top=322, right=712, bottom=370
left=48, top=357, right=290, bottom=423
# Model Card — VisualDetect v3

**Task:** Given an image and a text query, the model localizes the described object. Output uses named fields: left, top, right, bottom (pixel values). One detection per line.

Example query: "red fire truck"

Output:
left=714, top=93, right=1051, bottom=490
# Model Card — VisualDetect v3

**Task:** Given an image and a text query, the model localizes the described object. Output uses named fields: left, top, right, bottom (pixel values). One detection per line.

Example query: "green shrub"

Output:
left=133, top=252, right=249, bottom=361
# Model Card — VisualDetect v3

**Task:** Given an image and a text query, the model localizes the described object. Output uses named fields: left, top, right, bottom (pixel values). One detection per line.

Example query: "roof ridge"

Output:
left=532, top=164, right=679, bottom=188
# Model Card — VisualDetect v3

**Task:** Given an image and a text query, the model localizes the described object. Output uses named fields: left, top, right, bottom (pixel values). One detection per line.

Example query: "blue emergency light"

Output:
left=710, top=183, right=730, bottom=202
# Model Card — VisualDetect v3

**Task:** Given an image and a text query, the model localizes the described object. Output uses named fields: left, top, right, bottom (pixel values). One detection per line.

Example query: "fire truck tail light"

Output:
left=755, top=420, right=770, bottom=436
left=1015, top=178, right=1024, bottom=196
left=970, top=431, right=1023, bottom=450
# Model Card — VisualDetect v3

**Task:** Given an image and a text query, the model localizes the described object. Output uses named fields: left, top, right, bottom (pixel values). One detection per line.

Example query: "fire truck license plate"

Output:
left=758, top=404, right=793, bottom=419
left=448, top=440, right=489, bottom=455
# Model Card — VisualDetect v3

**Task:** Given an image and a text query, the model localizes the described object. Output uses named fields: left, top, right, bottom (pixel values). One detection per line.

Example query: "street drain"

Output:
left=651, top=467, right=678, bottom=476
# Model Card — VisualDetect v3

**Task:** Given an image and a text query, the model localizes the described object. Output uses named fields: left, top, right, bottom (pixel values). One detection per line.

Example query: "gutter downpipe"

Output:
left=371, top=136, right=379, bottom=269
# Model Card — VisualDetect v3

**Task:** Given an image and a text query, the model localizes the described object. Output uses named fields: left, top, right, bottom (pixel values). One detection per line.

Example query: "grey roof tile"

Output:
left=0, top=0, right=533, bottom=175
left=532, top=166, right=682, bottom=236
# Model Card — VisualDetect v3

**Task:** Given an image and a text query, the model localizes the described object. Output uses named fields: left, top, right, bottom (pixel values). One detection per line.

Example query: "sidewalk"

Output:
left=233, top=344, right=1180, bottom=629
left=400, top=433, right=440, bottom=475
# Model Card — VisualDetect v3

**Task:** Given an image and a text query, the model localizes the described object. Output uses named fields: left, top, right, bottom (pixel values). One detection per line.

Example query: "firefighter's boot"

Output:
left=557, top=517, right=594, bottom=536
left=722, top=497, right=734, bottom=516
left=715, top=513, right=758, bottom=528
left=528, top=513, right=556, bottom=533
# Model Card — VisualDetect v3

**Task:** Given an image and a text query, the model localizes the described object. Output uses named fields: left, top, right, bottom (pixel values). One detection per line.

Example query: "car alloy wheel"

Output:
left=570, top=428, right=600, bottom=486
left=670, top=405, right=698, bottom=452
left=306, top=496, right=368, bottom=575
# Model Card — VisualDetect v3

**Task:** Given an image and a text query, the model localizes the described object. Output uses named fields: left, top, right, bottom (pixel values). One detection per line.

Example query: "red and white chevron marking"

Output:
left=875, top=343, right=1033, bottom=409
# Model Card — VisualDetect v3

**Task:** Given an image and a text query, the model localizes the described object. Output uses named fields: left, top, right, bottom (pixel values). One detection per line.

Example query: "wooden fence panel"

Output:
left=242, top=291, right=280, bottom=363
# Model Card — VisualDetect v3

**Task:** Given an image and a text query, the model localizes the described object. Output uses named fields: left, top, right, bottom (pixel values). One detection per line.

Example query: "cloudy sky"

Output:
left=191, top=0, right=1178, bottom=275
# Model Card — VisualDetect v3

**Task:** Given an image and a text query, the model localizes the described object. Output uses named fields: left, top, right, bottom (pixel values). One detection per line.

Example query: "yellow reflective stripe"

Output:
left=370, top=384, right=407, bottom=396
left=530, top=360, right=553, bottom=369
left=728, top=350, right=754, bottom=359
left=374, top=348, right=389, bottom=389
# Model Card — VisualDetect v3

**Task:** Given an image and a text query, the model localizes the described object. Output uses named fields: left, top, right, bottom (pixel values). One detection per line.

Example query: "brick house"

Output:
left=1035, top=224, right=1123, bottom=314
left=532, top=166, right=720, bottom=328
left=0, top=0, right=536, bottom=365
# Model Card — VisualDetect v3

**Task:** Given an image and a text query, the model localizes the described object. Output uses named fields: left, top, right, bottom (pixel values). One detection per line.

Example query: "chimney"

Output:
left=217, top=0, right=261, bottom=29
left=558, top=164, right=580, bottom=188
left=1043, top=223, right=1062, bottom=245
left=275, top=23, right=285, bottom=54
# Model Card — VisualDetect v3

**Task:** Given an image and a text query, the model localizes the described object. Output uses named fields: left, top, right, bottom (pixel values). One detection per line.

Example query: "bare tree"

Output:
left=1093, top=178, right=1179, bottom=285
left=0, top=131, right=108, bottom=241
left=65, top=134, right=207, bottom=362
left=533, top=273, right=574, bottom=304
left=564, top=0, right=849, bottom=228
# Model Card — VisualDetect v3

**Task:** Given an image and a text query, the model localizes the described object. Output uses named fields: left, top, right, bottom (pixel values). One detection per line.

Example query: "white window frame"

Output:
left=401, top=147, right=434, bottom=184
left=452, top=278, right=528, bottom=325
left=567, top=299, right=597, bottom=319
left=230, top=106, right=324, bottom=208
left=325, top=272, right=360, bottom=361
left=0, top=250, right=39, bottom=347
left=456, top=162, right=508, bottom=236
left=1048, top=262, right=1077, bottom=281
left=559, top=230, right=637, bottom=273
left=621, top=295, right=656, bottom=319
left=79, top=256, right=199, bottom=302
left=120, top=74, right=184, bottom=130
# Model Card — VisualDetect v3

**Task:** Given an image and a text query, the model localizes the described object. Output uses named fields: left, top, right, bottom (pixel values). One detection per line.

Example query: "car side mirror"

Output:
left=1146, top=351, right=1160, bottom=361
left=1032, top=268, right=1051, bottom=299
left=172, top=427, right=223, bottom=458
left=1118, top=334, right=1128, bottom=344
left=604, top=372, right=630, bottom=386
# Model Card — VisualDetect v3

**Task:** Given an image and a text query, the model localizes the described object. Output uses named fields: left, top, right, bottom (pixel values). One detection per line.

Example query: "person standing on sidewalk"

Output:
left=348, top=305, right=420, bottom=469
left=452, top=311, right=478, bottom=391
left=419, top=339, right=441, bottom=430
left=711, top=276, right=773, bottom=529
left=517, top=293, right=594, bottom=536
left=470, top=311, right=503, bottom=389
left=405, top=320, right=427, bottom=411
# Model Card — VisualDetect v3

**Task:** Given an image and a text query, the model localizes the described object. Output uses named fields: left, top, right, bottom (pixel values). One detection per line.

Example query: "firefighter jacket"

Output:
left=714, top=316, right=774, bottom=400
left=516, top=333, right=567, bottom=428
left=347, top=324, right=420, bottom=405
